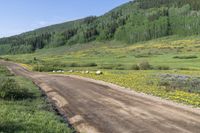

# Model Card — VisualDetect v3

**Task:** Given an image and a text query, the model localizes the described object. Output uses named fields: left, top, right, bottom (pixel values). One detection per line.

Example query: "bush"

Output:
left=67, top=63, right=80, bottom=67
left=32, top=65, right=61, bottom=72
left=158, top=74, right=200, bottom=93
left=99, top=64, right=125, bottom=70
left=82, top=62, right=98, bottom=67
left=4, top=58, right=10, bottom=61
left=155, top=65, right=170, bottom=70
left=0, top=78, right=34, bottom=100
left=131, top=64, right=140, bottom=70
left=137, top=61, right=151, bottom=70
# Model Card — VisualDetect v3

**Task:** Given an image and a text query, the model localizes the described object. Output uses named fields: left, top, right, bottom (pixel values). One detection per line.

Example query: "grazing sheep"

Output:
left=57, top=70, right=62, bottom=73
left=96, top=70, right=103, bottom=75
left=69, top=70, right=74, bottom=73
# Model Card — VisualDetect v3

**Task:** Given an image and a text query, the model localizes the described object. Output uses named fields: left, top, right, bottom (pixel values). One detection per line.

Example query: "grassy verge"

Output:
left=0, top=66, right=73, bottom=133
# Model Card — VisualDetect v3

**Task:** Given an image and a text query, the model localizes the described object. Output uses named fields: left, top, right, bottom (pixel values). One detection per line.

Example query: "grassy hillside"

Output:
left=1, top=0, right=200, bottom=54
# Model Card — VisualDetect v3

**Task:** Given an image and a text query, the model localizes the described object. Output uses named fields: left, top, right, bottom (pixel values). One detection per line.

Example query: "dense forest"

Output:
left=1, top=0, right=200, bottom=54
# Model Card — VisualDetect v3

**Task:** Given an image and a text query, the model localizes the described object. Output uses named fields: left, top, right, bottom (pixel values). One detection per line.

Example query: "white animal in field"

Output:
left=96, top=70, right=103, bottom=75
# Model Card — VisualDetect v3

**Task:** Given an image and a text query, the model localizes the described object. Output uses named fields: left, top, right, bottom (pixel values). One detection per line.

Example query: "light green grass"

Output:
left=0, top=67, right=73, bottom=133
left=2, top=35, right=200, bottom=70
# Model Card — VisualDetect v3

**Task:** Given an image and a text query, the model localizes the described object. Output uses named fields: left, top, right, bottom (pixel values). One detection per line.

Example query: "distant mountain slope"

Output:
left=1, top=0, right=200, bottom=54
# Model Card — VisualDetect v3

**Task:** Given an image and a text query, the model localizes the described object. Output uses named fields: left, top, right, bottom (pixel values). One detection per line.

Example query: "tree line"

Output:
left=1, top=0, right=200, bottom=54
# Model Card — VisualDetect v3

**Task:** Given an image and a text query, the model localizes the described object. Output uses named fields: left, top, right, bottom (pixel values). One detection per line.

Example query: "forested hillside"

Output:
left=1, top=0, right=200, bottom=54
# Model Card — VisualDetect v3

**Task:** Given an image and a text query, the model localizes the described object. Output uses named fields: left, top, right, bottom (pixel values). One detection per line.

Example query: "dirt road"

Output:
left=1, top=60, right=200, bottom=133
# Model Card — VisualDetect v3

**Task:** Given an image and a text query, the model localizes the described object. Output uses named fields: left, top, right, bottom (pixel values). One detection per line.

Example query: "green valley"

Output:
left=1, top=0, right=200, bottom=132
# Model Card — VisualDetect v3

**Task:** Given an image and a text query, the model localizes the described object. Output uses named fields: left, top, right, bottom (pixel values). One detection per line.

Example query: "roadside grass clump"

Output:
left=32, top=61, right=98, bottom=72
left=32, top=65, right=61, bottom=72
left=0, top=66, right=12, bottom=76
left=4, top=58, right=11, bottom=61
left=30, top=60, right=67, bottom=72
left=32, top=60, right=66, bottom=72
left=0, top=66, right=73, bottom=133
left=0, top=78, right=34, bottom=100
left=173, top=55, right=198, bottom=59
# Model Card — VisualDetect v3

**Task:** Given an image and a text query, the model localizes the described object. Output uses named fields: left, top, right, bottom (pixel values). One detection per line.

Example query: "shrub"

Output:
left=32, top=65, right=61, bottom=72
left=68, top=63, right=80, bottom=67
left=137, top=61, right=151, bottom=70
left=82, top=62, right=98, bottom=67
left=131, top=64, right=140, bottom=70
left=158, top=74, right=200, bottom=93
left=4, top=58, right=10, bottom=61
left=155, top=65, right=170, bottom=70
left=99, top=64, right=125, bottom=70
left=0, top=78, right=34, bottom=100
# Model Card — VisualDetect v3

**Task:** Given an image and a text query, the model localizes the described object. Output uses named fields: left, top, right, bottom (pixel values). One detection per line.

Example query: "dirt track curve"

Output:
left=1, top=60, right=200, bottom=133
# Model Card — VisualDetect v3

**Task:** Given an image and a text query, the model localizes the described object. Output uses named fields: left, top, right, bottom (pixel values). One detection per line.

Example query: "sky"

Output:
left=0, top=0, right=131, bottom=37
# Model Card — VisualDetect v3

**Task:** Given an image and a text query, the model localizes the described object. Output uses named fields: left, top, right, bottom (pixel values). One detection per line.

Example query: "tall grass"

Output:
left=0, top=66, right=73, bottom=133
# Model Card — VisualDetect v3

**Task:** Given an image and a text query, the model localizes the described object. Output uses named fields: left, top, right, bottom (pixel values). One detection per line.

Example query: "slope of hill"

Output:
left=1, top=0, right=200, bottom=54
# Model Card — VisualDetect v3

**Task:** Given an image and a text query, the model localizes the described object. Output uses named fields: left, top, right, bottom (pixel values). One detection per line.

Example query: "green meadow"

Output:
left=1, top=35, right=200, bottom=107
left=3, top=35, right=200, bottom=71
